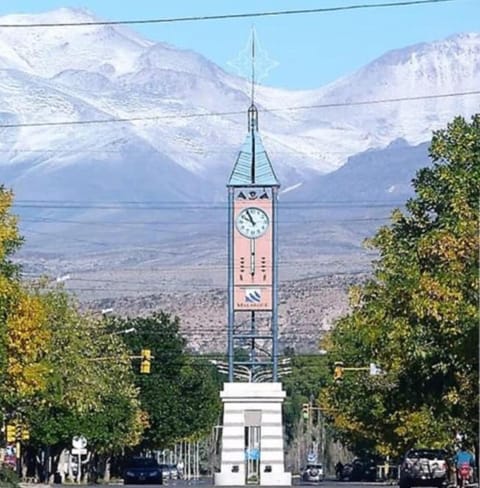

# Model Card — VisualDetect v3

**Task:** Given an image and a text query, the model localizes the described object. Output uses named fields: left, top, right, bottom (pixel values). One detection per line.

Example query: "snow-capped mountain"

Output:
left=0, top=9, right=478, bottom=195
left=0, top=8, right=152, bottom=77
left=301, top=33, right=480, bottom=146
left=0, top=8, right=478, bottom=266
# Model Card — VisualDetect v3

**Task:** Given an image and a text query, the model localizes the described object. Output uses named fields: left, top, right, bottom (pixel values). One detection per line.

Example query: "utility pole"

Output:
left=15, top=412, right=23, bottom=478
left=308, top=395, right=315, bottom=463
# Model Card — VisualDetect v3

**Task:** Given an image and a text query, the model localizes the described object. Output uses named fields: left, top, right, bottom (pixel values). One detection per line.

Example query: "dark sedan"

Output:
left=123, top=457, right=163, bottom=485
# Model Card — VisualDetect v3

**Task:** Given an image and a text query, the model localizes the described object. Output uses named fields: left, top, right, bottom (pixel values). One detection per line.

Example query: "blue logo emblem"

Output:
left=245, top=289, right=261, bottom=303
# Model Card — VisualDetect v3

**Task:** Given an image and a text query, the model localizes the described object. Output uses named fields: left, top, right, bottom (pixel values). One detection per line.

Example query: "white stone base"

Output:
left=214, top=382, right=291, bottom=486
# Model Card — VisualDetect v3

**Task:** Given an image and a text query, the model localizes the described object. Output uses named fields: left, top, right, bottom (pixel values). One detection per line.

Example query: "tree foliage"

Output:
left=281, top=353, right=330, bottom=443
left=322, top=115, right=479, bottom=456
left=0, top=187, right=50, bottom=407
left=0, top=185, right=221, bottom=477
left=25, top=289, right=144, bottom=454
left=106, top=312, right=221, bottom=449
left=0, top=187, right=144, bottom=463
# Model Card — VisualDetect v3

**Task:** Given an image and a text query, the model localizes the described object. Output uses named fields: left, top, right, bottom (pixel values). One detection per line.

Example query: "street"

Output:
left=47, top=479, right=396, bottom=488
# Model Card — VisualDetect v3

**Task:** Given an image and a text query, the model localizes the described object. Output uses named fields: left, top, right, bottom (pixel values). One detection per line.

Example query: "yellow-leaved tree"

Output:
left=0, top=186, right=51, bottom=407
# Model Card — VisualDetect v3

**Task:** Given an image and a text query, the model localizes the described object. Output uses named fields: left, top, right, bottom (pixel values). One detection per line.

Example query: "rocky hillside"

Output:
left=87, top=273, right=365, bottom=354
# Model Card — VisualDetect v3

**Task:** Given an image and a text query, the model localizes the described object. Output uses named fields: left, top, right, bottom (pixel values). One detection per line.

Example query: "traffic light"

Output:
left=140, top=349, right=151, bottom=374
left=333, top=361, right=344, bottom=382
left=15, top=423, right=22, bottom=441
left=302, top=403, right=309, bottom=420
left=6, top=424, right=16, bottom=443
left=22, top=427, right=30, bottom=441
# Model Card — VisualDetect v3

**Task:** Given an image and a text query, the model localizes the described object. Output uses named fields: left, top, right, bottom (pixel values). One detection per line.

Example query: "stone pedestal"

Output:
left=214, top=382, right=291, bottom=486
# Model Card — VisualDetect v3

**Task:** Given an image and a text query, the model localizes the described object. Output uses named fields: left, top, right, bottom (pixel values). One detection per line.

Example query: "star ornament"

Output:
left=227, top=27, right=279, bottom=85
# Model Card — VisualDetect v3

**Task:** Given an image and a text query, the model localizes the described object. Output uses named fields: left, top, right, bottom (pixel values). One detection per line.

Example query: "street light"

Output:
left=209, top=360, right=251, bottom=381
left=96, top=328, right=136, bottom=342
left=110, top=327, right=136, bottom=335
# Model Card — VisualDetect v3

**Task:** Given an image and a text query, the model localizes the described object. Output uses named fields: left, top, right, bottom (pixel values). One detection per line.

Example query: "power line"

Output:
left=13, top=204, right=403, bottom=211
left=45, top=324, right=343, bottom=335
left=12, top=198, right=405, bottom=205
left=26, top=275, right=366, bottom=286
left=21, top=216, right=389, bottom=225
left=0, top=147, right=346, bottom=156
left=0, top=110, right=242, bottom=128
left=0, top=0, right=457, bottom=28
left=23, top=271, right=368, bottom=289
left=0, top=90, right=478, bottom=129
left=21, top=260, right=368, bottom=272
left=44, top=278, right=366, bottom=290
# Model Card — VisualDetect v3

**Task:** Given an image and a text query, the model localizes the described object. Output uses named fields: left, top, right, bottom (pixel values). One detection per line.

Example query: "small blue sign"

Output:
left=307, top=452, right=317, bottom=463
left=246, top=448, right=260, bottom=461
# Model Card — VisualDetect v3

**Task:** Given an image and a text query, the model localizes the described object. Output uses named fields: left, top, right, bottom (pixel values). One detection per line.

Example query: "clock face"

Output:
left=236, top=207, right=270, bottom=238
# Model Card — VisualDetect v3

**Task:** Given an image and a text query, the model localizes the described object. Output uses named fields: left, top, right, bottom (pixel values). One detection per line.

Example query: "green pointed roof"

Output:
left=228, top=107, right=280, bottom=187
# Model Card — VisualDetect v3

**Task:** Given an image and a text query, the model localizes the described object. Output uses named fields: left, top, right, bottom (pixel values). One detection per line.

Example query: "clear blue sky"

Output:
left=1, top=0, right=479, bottom=89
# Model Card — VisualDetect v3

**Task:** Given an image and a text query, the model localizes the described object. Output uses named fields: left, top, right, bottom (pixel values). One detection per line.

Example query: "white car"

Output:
left=302, top=463, right=325, bottom=482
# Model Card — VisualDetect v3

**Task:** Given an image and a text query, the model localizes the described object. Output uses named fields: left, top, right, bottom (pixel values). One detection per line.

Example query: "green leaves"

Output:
left=105, top=313, right=221, bottom=449
left=323, top=115, right=479, bottom=456
left=22, top=290, right=143, bottom=453
left=0, top=188, right=221, bottom=461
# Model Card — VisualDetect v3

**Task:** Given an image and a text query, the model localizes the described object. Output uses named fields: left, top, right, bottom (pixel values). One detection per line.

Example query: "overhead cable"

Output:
left=0, top=0, right=457, bottom=28
left=0, top=90, right=478, bottom=129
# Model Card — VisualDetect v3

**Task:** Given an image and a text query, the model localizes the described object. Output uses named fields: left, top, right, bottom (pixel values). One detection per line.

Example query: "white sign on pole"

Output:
left=72, top=435, right=88, bottom=449
left=71, top=448, right=88, bottom=456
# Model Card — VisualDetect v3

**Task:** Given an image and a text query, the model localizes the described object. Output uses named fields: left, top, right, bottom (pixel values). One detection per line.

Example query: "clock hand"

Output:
left=245, top=209, right=256, bottom=226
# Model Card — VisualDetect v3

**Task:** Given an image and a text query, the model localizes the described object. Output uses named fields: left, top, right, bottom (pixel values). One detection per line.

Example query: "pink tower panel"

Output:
left=233, top=197, right=273, bottom=311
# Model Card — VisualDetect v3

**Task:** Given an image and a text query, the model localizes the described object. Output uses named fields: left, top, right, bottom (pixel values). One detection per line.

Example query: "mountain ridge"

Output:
left=0, top=8, right=478, bottom=270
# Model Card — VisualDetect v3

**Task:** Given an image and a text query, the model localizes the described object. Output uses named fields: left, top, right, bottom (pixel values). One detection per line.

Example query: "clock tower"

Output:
left=227, top=102, right=279, bottom=381
left=214, top=103, right=291, bottom=486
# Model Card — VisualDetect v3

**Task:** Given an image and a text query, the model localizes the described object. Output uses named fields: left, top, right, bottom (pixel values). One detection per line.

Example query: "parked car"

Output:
left=399, top=448, right=448, bottom=488
left=341, top=461, right=363, bottom=481
left=159, top=463, right=179, bottom=479
left=123, top=457, right=163, bottom=485
left=169, top=464, right=179, bottom=479
left=302, top=463, right=325, bottom=482
left=340, top=458, right=376, bottom=481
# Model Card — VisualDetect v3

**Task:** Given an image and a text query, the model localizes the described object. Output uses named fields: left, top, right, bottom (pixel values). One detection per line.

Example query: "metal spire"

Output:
left=251, top=26, right=255, bottom=106
left=249, top=27, right=258, bottom=183
left=248, top=28, right=258, bottom=131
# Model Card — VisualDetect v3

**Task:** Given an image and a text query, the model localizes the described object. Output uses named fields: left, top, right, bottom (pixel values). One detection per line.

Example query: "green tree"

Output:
left=24, top=289, right=143, bottom=475
left=323, top=115, right=479, bottom=456
left=107, top=312, right=220, bottom=449
left=281, top=354, right=330, bottom=443
left=0, top=187, right=143, bottom=480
